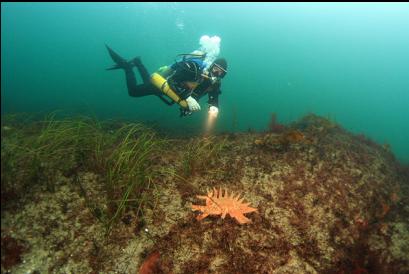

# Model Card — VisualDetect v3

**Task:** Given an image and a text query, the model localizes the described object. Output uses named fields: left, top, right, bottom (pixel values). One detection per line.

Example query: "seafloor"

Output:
left=1, top=113, right=408, bottom=273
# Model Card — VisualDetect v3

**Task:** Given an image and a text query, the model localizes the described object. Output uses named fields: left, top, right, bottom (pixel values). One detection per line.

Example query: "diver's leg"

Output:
left=131, top=57, right=151, bottom=84
left=127, top=58, right=163, bottom=97
left=123, top=68, right=140, bottom=97
left=112, top=64, right=157, bottom=97
left=105, top=45, right=156, bottom=97
left=131, top=58, right=176, bottom=105
left=124, top=65, right=163, bottom=97
left=130, top=83, right=159, bottom=97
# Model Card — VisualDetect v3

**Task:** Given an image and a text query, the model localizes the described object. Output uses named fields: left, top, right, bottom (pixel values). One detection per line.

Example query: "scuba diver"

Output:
left=105, top=36, right=228, bottom=117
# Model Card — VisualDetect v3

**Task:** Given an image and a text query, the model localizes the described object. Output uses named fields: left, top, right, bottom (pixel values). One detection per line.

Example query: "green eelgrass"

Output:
left=1, top=113, right=94, bottom=193
left=181, top=136, right=228, bottom=178
left=97, top=123, right=163, bottom=234
left=1, top=113, right=166, bottom=234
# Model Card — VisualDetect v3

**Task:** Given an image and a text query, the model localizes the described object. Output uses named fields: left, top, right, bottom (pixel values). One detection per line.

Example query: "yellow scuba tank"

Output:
left=150, top=72, right=189, bottom=109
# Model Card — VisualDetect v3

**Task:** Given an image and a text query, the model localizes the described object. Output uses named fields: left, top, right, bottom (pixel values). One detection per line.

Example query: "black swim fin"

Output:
left=105, top=44, right=131, bottom=70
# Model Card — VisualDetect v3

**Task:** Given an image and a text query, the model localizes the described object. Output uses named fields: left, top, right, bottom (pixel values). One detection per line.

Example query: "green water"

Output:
left=2, top=3, right=409, bottom=162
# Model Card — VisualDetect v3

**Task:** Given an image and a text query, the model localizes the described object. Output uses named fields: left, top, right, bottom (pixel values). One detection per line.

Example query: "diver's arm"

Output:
left=207, top=84, right=221, bottom=108
left=167, top=78, right=192, bottom=100
left=207, top=87, right=221, bottom=118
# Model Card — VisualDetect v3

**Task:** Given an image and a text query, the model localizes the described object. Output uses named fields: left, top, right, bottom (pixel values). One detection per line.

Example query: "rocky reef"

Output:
left=1, top=113, right=408, bottom=273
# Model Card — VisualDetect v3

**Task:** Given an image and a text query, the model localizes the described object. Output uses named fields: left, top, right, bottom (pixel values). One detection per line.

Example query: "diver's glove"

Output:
left=208, top=106, right=219, bottom=118
left=186, top=96, right=201, bottom=112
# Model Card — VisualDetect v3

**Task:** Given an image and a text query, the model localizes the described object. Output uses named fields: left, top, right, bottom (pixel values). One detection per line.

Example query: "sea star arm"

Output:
left=230, top=211, right=252, bottom=224
left=196, top=213, right=209, bottom=221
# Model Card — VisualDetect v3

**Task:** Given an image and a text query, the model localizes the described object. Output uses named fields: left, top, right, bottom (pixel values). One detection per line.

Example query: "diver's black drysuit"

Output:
left=106, top=45, right=221, bottom=113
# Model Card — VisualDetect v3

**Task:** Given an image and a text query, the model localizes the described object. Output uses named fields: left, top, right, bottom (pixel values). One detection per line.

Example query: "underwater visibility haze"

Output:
left=1, top=2, right=409, bottom=273
left=1, top=2, right=409, bottom=162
